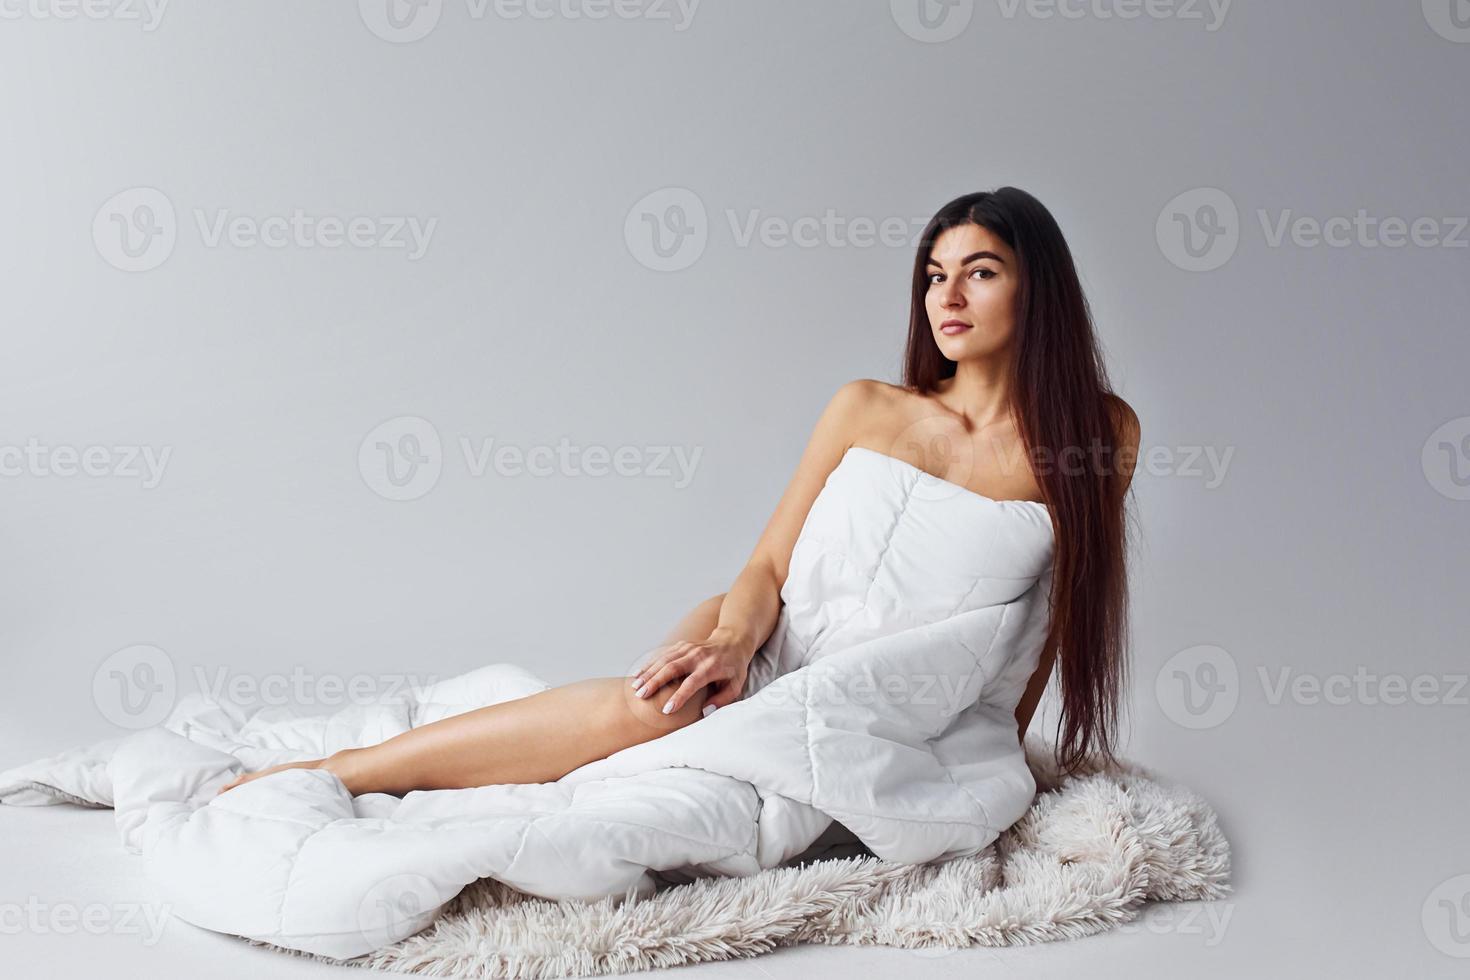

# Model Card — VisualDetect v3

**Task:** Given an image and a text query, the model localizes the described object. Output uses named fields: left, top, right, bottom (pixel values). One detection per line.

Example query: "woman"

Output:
left=218, top=187, right=1141, bottom=798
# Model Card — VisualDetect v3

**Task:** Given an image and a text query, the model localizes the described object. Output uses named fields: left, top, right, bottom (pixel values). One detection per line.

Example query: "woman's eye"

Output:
left=929, top=268, right=994, bottom=284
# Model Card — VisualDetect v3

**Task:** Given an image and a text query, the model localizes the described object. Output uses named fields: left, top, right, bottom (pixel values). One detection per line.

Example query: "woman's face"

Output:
left=924, top=222, right=1019, bottom=362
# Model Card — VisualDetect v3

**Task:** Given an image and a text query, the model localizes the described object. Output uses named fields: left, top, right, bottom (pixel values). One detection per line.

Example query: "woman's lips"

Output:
left=940, top=322, right=972, bottom=335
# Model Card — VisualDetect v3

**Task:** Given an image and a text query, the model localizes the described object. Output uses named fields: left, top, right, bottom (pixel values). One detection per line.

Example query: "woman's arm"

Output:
left=632, top=379, right=875, bottom=714
left=659, top=592, right=727, bottom=647
left=703, top=560, right=781, bottom=668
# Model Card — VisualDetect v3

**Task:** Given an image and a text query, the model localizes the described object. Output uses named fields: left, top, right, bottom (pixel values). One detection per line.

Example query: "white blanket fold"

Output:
left=1, top=607, right=1037, bottom=959
left=2, top=446, right=1076, bottom=960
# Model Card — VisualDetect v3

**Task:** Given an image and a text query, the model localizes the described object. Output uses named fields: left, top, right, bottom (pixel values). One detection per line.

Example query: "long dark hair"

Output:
left=902, top=187, right=1132, bottom=777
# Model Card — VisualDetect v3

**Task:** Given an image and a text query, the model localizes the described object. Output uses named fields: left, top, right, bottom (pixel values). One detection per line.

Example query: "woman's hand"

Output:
left=630, top=627, right=753, bottom=716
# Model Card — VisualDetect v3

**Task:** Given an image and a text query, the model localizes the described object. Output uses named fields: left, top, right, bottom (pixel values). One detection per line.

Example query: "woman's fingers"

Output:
left=631, top=642, right=686, bottom=692
left=662, top=666, right=714, bottom=716
left=703, top=673, right=744, bottom=711
left=634, top=651, right=696, bottom=698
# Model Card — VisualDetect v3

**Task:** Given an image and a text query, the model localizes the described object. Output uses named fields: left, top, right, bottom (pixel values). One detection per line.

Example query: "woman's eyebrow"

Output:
left=926, top=250, right=1007, bottom=268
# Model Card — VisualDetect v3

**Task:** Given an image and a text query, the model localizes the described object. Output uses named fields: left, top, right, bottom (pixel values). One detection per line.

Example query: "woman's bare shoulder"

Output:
left=835, top=377, right=906, bottom=403
left=842, top=378, right=924, bottom=416
left=823, top=379, right=925, bottom=445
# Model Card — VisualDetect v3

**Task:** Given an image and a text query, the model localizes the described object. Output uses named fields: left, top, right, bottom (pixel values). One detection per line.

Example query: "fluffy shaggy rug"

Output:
left=244, top=737, right=1230, bottom=977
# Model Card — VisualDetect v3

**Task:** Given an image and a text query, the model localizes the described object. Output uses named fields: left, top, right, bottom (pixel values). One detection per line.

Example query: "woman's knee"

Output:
left=611, top=678, right=707, bottom=743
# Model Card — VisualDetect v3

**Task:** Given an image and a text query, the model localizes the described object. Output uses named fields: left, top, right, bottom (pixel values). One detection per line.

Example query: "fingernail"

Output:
left=661, top=700, right=673, bottom=714
left=630, top=677, right=640, bottom=687
left=701, top=704, right=715, bottom=718
left=635, top=684, right=647, bottom=698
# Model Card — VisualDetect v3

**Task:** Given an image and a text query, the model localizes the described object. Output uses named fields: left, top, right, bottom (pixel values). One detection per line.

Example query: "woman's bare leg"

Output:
left=217, top=594, right=729, bottom=797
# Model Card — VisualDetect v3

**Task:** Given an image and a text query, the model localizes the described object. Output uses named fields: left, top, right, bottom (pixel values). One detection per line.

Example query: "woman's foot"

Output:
left=216, top=758, right=328, bottom=796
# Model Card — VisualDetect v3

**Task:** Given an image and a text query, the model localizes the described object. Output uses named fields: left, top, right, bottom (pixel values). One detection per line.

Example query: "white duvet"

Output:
left=0, top=445, right=1059, bottom=961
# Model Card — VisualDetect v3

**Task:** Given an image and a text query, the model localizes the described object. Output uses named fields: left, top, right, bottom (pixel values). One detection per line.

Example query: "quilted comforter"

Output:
left=0, top=445, right=1059, bottom=960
